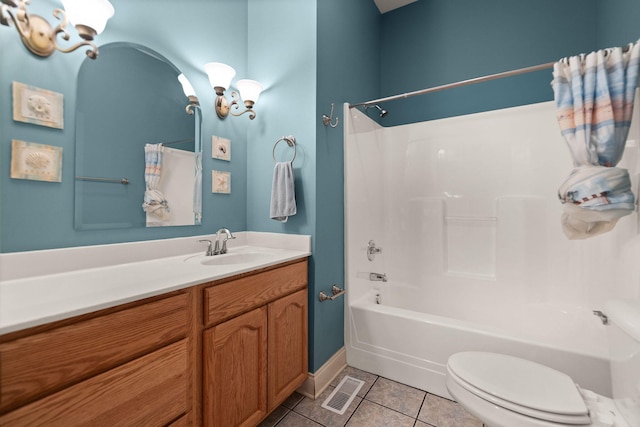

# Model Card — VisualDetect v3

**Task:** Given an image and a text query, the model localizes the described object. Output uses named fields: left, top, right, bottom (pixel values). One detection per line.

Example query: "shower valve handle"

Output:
left=367, top=240, right=382, bottom=261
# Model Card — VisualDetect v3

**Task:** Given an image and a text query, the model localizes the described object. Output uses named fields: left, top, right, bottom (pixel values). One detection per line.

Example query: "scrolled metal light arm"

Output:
left=0, top=0, right=101, bottom=59
left=228, top=91, right=257, bottom=120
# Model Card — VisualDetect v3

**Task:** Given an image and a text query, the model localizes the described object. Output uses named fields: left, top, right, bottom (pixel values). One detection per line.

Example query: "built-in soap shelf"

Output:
left=444, top=215, right=497, bottom=279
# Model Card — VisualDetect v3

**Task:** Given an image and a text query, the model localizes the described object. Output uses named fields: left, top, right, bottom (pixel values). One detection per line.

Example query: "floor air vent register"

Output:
left=321, top=376, right=365, bottom=415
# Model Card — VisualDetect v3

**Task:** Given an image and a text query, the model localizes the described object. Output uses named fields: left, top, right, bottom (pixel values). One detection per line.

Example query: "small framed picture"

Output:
left=11, top=140, right=63, bottom=182
left=212, top=170, right=231, bottom=194
left=212, top=136, right=231, bottom=161
left=13, top=81, right=64, bottom=129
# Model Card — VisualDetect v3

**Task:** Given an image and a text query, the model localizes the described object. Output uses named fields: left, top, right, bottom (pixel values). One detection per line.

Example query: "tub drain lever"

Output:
left=319, top=285, right=346, bottom=302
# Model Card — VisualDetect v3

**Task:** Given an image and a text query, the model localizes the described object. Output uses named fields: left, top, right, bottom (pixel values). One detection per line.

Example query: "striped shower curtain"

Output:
left=552, top=40, right=640, bottom=239
left=142, top=143, right=171, bottom=220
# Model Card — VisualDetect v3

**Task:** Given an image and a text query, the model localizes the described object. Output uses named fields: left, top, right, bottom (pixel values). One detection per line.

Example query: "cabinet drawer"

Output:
left=0, top=339, right=188, bottom=426
left=204, top=260, right=308, bottom=326
left=0, top=292, right=188, bottom=412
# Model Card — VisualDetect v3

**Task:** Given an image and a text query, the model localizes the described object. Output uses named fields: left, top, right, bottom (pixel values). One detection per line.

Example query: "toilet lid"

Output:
left=448, top=352, right=589, bottom=420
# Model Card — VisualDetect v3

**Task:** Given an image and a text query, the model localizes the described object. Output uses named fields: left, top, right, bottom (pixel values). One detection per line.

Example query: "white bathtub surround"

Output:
left=0, top=232, right=311, bottom=334
left=343, top=100, right=640, bottom=400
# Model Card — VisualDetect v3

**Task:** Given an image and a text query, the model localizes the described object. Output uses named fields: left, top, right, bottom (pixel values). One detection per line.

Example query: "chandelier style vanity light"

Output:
left=204, top=62, right=263, bottom=120
left=0, top=0, right=115, bottom=59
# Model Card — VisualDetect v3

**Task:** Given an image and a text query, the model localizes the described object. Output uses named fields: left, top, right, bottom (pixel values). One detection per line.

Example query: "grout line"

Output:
left=413, top=392, right=428, bottom=426
left=342, top=395, right=366, bottom=426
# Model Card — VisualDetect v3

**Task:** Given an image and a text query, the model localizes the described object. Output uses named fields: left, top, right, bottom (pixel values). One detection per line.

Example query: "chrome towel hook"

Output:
left=322, top=103, right=339, bottom=128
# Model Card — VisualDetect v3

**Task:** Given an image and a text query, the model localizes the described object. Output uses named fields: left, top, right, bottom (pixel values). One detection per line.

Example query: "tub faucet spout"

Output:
left=369, top=272, right=387, bottom=282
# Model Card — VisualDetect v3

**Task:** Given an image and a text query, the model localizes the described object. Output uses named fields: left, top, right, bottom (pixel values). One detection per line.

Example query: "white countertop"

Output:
left=0, top=232, right=311, bottom=335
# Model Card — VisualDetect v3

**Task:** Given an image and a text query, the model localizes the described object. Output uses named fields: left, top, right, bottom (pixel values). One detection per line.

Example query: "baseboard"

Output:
left=297, top=347, right=347, bottom=400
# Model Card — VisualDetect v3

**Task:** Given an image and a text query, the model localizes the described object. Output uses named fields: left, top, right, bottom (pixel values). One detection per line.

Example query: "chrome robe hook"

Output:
left=322, top=103, right=339, bottom=128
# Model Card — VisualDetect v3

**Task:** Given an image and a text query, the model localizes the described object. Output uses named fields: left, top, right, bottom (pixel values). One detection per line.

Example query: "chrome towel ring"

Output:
left=272, top=135, right=296, bottom=164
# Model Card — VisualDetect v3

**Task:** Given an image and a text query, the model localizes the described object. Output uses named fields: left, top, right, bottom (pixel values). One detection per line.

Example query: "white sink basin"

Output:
left=200, top=252, right=272, bottom=266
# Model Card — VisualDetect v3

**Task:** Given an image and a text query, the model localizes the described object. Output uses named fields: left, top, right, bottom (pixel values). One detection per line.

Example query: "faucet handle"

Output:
left=199, top=239, right=214, bottom=256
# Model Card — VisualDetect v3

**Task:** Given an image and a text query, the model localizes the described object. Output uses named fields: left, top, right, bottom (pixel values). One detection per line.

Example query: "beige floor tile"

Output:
left=330, top=366, right=379, bottom=397
left=418, top=394, right=483, bottom=427
left=258, top=405, right=289, bottom=427
left=277, top=411, right=324, bottom=427
left=293, top=385, right=362, bottom=427
left=281, top=391, right=305, bottom=409
left=346, top=400, right=415, bottom=427
left=365, top=376, right=426, bottom=418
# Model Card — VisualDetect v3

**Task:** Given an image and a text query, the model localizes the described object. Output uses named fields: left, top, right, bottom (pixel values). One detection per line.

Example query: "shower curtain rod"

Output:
left=349, top=61, right=556, bottom=109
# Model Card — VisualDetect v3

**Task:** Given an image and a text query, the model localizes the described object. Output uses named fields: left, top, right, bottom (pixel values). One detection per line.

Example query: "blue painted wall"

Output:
left=0, top=0, right=249, bottom=252
left=245, top=0, right=381, bottom=372
left=378, top=0, right=600, bottom=126
left=313, top=0, right=380, bottom=372
left=596, top=0, right=640, bottom=48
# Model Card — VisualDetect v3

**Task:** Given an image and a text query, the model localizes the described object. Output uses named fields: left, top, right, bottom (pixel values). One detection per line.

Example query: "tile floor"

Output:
left=259, top=366, right=484, bottom=427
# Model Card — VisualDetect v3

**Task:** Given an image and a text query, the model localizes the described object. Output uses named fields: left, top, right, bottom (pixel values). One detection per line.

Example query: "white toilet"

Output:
left=446, top=298, right=640, bottom=427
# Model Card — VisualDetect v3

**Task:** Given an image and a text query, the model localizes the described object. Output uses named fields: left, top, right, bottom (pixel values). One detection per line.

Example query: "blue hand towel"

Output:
left=270, top=161, right=296, bottom=222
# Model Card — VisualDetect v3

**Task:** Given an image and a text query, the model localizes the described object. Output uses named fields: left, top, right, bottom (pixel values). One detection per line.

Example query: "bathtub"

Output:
left=346, top=288, right=611, bottom=400
left=343, top=101, right=639, bottom=402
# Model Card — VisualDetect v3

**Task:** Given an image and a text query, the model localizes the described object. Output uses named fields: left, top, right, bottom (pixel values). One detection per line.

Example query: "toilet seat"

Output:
left=447, top=352, right=591, bottom=425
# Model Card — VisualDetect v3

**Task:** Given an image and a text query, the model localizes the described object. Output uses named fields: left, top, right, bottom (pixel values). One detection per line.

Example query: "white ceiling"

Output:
left=373, top=0, right=417, bottom=14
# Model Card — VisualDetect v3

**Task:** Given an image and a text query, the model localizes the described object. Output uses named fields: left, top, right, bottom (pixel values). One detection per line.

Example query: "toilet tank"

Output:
left=605, top=298, right=640, bottom=426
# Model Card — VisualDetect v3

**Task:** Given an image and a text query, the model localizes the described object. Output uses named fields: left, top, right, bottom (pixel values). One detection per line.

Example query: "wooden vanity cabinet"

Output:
left=0, top=257, right=309, bottom=427
left=0, top=291, right=192, bottom=426
left=202, top=260, right=308, bottom=427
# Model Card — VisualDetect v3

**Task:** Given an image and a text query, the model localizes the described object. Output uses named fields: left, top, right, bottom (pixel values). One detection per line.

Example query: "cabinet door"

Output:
left=203, top=306, right=267, bottom=427
left=268, top=289, right=308, bottom=411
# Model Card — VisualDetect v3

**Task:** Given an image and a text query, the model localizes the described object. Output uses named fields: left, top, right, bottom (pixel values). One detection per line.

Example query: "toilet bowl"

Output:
left=446, top=351, right=627, bottom=427
left=445, top=298, right=640, bottom=427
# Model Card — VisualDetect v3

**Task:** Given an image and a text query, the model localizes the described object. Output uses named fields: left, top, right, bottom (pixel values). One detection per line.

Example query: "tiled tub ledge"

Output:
left=0, top=232, right=311, bottom=335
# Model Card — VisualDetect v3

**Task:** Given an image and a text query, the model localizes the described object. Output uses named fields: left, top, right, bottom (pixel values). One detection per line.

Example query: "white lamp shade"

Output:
left=236, top=79, right=263, bottom=104
left=178, top=73, right=197, bottom=98
left=204, top=62, right=236, bottom=90
left=61, top=0, right=115, bottom=35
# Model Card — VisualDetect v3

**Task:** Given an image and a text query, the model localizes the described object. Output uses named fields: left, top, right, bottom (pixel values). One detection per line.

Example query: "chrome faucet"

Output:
left=214, top=228, right=235, bottom=255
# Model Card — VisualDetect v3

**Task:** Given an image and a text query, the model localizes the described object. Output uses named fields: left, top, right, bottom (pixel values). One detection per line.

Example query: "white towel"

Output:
left=270, top=161, right=296, bottom=222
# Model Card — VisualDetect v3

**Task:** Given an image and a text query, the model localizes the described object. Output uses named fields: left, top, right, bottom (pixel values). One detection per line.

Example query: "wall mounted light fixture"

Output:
left=0, top=0, right=114, bottom=60
left=178, top=73, right=200, bottom=115
left=204, top=62, right=263, bottom=120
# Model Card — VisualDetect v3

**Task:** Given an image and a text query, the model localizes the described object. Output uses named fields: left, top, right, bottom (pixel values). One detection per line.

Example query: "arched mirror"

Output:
left=74, top=42, right=202, bottom=230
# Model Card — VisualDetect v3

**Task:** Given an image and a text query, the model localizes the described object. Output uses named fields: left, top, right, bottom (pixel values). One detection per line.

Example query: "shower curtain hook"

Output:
left=322, top=103, right=339, bottom=128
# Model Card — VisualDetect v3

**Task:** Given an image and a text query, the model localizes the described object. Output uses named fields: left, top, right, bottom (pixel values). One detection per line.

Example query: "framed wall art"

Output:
left=13, top=81, right=64, bottom=129
left=11, top=140, right=63, bottom=182
left=212, top=170, right=231, bottom=194
left=212, top=135, right=231, bottom=161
